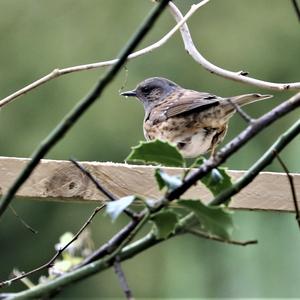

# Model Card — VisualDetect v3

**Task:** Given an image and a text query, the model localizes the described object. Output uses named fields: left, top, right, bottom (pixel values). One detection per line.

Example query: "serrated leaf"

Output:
left=106, top=196, right=135, bottom=221
left=151, top=210, right=179, bottom=239
left=177, top=200, right=233, bottom=239
left=126, top=139, right=184, bottom=167
left=155, top=169, right=182, bottom=190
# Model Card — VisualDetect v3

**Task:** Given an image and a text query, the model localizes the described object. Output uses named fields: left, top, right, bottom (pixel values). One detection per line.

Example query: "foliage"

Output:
left=125, top=139, right=234, bottom=239
left=126, top=140, right=185, bottom=167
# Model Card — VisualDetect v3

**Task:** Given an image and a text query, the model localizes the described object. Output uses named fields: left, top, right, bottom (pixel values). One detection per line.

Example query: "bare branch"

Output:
left=168, top=2, right=300, bottom=90
left=70, top=159, right=137, bottom=219
left=0, top=205, right=105, bottom=288
left=227, top=98, right=254, bottom=124
left=9, top=205, right=38, bottom=234
left=0, top=1, right=209, bottom=109
left=70, top=159, right=116, bottom=201
left=291, top=0, right=300, bottom=22
left=2, top=0, right=300, bottom=110
left=187, top=228, right=257, bottom=246
left=274, top=151, right=300, bottom=228
left=113, top=257, right=134, bottom=300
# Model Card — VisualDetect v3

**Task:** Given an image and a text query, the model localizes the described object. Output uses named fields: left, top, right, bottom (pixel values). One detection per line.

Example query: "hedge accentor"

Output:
left=121, top=77, right=272, bottom=158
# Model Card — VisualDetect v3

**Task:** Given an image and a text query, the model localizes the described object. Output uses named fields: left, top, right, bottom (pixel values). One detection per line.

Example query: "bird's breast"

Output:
left=143, top=114, right=228, bottom=158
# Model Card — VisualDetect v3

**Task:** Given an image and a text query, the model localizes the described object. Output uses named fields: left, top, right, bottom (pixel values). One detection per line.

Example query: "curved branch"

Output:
left=168, top=2, right=300, bottom=90
left=0, top=1, right=209, bottom=109
left=2, top=0, right=300, bottom=109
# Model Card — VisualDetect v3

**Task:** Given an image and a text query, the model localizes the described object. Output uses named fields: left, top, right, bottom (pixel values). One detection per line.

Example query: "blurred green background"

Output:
left=0, top=0, right=299, bottom=298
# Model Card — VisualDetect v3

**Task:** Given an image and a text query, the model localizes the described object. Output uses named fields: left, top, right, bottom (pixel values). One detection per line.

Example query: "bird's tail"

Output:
left=222, top=93, right=273, bottom=115
left=231, top=93, right=273, bottom=107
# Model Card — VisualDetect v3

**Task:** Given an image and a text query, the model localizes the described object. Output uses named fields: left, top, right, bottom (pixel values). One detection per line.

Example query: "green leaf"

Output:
left=193, top=156, right=205, bottom=167
left=151, top=210, right=179, bottom=239
left=193, top=157, right=233, bottom=204
left=201, top=168, right=232, bottom=198
left=177, top=200, right=234, bottom=239
left=106, top=196, right=135, bottom=221
left=126, top=139, right=184, bottom=167
left=155, top=169, right=182, bottom=190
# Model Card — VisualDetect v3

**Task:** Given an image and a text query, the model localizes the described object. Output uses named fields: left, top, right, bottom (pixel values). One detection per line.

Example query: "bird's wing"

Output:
left=162, top=89, right=220, bottom=119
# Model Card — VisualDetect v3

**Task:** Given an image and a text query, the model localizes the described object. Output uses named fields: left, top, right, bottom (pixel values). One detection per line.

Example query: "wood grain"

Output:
left=0, top=157, right=299, bottom=212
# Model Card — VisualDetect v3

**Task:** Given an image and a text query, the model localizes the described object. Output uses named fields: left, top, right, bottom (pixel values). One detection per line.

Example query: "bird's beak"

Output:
left=120, top=90, right=137, bottom=97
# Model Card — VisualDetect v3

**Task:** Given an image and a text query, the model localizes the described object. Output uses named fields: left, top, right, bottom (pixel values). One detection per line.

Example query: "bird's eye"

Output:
left=141, top=86, right=151, bottom=94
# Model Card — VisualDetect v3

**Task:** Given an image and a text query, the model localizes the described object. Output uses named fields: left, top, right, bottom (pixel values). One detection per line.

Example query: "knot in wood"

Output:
left=45, top=165, right=89, bottom=199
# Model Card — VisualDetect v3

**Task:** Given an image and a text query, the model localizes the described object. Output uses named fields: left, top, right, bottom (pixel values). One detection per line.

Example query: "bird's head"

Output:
left=120, top=77, right=179, bottom=112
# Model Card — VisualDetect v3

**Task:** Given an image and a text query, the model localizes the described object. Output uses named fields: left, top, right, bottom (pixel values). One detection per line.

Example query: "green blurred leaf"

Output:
left=177, top=200, right=233, bottom=239
left=155, top=168, right=182, bottom=190
left=193, top=157, right=205, bottom=167
left=126, top=139, right=184, bottom=167
left=106, top=196, right=135, bottom=221
left=201, top=168, right=232, bottom=198
left=151, top=210, right=179, bottom=239
left=193, top=157, right=232, bottom=203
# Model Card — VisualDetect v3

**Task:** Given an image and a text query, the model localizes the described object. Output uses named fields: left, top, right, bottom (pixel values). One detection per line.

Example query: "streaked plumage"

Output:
left=121, top=77, right=272, bottom=158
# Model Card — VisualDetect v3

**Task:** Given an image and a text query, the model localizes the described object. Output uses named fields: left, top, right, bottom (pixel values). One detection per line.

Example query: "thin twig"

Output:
left=0, top=0, right=171, bottom=218
left=70, top=159, right=116, bottom=201
left=291, top=0, right=300, bottom=21
left=113, top=257, right=134, bottom=300
left=0, top=205, right=105, bottom=288
left=9, top=205, right=38, bottom=234
left=70, top=159, right=137, bottom=219
left=76, top=210, right=149, bottom=269
left=12, top=269, right=35, bottom=289
left=166, top=92, right=300, bottom=202
left=168, top=2, right=300, bottom=90
left=210, top=118, right=300, bottom=206
left=273, top=150, right=300, bottom=228
left=227, top=98, right=254, bottom=124
left=2, top=0, right=300, bottom=111
left=187, top=228, right=257, bottom=246
left=0, top=1, right=208, bottom=109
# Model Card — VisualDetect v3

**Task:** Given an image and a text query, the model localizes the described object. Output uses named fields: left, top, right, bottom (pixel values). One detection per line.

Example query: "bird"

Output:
left=120, top=77, right=272, bottom=158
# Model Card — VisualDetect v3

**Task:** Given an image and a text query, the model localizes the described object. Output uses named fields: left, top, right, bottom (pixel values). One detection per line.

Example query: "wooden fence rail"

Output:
left=0, top=157, right=299, bottom=212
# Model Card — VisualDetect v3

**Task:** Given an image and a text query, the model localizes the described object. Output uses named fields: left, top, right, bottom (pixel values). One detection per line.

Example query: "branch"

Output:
left=166, top=92, right=300, bottom=202
left=291, top=0, right=300, bottom=22
left=0, top=0, right=171, bottom=219
left=70, top=159, right=137, bottom=219
left=0, top=1, right=209, bottom=109
left=168, top=2, right=300, bottom=90
left=227, top=98, right=254, bottom=124
left=9, top=205, right=38, bottom=234
left=76, top=211, right=149, bottom=269
left=0, top=205, right=105, bottom=288
left=2, top=0, right=300, bottom=110
left=113, top=257, right=134, bottom=300
left=186, top=228, right=257, bottom=246
left=274, top=151, right=300, bottom=228
left=210, top=118, right=300, bottom=206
